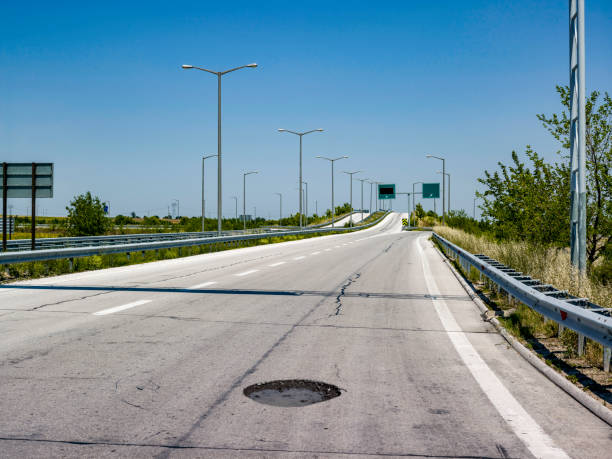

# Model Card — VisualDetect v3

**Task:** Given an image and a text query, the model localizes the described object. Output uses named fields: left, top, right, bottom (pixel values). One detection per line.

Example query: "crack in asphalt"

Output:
left=333, top=273, right=361, bottom=316
left=28, top=291, right=112, bottom=311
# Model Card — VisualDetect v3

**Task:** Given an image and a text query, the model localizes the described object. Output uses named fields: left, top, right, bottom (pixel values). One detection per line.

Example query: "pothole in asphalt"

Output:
left=243, top=379, right=341, bottom=407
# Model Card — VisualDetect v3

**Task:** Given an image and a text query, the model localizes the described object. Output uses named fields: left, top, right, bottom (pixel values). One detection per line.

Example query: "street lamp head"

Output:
left=341, top=155, right=349, bottom=159
left=426, top=154, right=432, bottom=158
left=278, top=128, right=286, bottom=132
left=181, top=65, right=193, bottom=69
left=246, top=63, right=258, bottom=68
left=316, top=128, right=324, bottom=132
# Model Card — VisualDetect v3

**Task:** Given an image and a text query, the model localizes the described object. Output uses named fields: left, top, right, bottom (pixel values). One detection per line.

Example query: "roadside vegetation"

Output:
left=426, top=85, right=611, bottom=396
left=8, top=202, right=361, bottom=238
left=1, top=231, right=339, bottom=282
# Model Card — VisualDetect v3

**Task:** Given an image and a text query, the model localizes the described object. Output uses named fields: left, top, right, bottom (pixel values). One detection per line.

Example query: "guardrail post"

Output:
left=141, top=251, right=145, bottom=259
left=558, top=323, right=565, bottom=336
left=68, top=258, right=73, bottom=271
left=178, top=248, right=182, bottom=256
left=577, top=333, right=585, bottom=356
left=126, top=252, right=130, bottom=261
left=604, top=347, right=611, bottom=372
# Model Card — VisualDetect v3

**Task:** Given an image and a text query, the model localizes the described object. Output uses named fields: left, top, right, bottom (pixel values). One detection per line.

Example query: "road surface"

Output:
left=0, top=213, right=609, bottom=457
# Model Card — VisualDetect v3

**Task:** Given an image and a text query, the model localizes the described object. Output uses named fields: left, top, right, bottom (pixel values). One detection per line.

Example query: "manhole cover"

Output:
left=243, top=379, right=341, bottom=407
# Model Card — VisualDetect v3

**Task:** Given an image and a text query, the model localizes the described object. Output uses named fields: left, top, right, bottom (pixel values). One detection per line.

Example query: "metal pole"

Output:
left=360, top=179, right=364, bottom=220
left=299, top=135, right=303, bottom=229
left=369, top=181, right=373, bottom=215
left=202, top=157, right=205, bottom=231
left=349, top=175, right=352, bottom=226
left=331, top=161, right=335, bottom=227
left=243, top=173, right=246, bottom=230
left=217, top=74, right=222, bottom=235
left=304, top=181, right=308, bottom=225
left=570, top=0, right=587, bottom=272
left=2, top=162, right=7, bottom=251
left=31, top=162, right=36, bottom=251
left=442, top=158, right=446, bottom=225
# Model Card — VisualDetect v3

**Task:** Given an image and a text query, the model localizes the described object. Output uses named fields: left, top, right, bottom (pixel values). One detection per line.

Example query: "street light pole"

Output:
left=278, top=129, right=324, bottom=230
left=357, top=178, right=368, bottom=221
left=367, top=180, right=374, bottom=215
left=274, top=192, right=282, bottom=225
left=343, top=170, right=361, bottom=227
left=201, top=154, right=218, bottom=232
left=182, top=62, right=257, bottom=236
left=317, top=156, right=348, bottom=227
left=569, top=0, right=587, bottom=272
left=426, top=155, right=446, bottom=225
left=242, top=171, right=258, bottom=230
left=301, top=181, right=309, bottom=226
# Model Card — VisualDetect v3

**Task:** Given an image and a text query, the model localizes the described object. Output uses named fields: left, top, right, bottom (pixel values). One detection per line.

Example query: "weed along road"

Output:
left=0, top=213, right=609, bottom=458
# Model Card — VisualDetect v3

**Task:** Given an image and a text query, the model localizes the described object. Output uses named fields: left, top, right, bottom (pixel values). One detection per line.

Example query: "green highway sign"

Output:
left=422, top=183, right=440, bottom=199
left=378, top=184, right=395, bottom=200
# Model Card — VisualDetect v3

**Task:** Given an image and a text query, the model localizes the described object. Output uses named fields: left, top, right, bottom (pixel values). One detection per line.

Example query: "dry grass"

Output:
left=434, top=226, right=612, bottom=308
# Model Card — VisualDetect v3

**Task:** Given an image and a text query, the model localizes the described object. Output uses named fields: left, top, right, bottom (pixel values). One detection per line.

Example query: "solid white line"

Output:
left=235, top=269, right=259, bottom=277
left=93, top=299, right=152, bottom=316
left=268, top=261, right=286, bottom=267
left=293, top=256, right=306, bottom=260
left=188, top=281, right=217, bottom=290
left=311, top=251, right=321, bottom=255
left=416, top=237, right=569, bottom=459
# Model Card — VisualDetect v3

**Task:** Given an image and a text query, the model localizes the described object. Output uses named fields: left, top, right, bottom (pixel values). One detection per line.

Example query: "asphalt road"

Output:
left=0, top=213, right=610, bottom=458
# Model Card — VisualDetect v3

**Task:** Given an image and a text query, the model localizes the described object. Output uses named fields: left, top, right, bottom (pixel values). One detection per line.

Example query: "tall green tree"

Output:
left=537, top=86, right=611, bottom=264
left=65, top=192, right=111, bottom=236
left=478, top=148, right=569, bottom=245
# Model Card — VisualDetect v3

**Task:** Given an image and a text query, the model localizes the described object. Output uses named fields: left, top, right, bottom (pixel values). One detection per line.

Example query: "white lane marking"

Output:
left=268, top=261, right=286, bottom=267
left=293, top=256, right=306, bottom=261
left=93, top=299, right=152, bottom=316
left=324, top=248, right=332, bottom=252
left=416, top=238, right=569, bottom=459
left=188, top=281, right=218, bottom=290
left=311, top=251, right=321, bottom=255
left=236, top=269, right=259, bottom=277
left=335, top=245, right=342, bottom=248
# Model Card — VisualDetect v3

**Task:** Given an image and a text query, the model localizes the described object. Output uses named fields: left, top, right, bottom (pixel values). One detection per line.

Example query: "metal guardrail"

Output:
left=432, top=232, right=612, bottom=372
left=2, top=226, right=299, bottom=252
left=0, top=212, right=391, bottom=266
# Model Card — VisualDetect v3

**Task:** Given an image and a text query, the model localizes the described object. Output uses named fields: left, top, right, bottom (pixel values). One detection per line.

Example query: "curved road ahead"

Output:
left=0, top=213, right=609, bottom=457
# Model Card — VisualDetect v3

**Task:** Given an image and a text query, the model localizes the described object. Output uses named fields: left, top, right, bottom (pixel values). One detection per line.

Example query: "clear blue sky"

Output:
left=1, top=0, right=611, bottom=219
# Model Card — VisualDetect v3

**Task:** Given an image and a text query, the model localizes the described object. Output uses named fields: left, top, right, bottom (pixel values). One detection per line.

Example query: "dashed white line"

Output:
left=293, top=256, right=306, bottom=261
left=324, top=248, right=332, bottom=252
left=188, top=281, right=218, bottom=290
left=93, top=299, right=152, bottom=316
left=268, top=261, right=286, bottom=267
left=311, top=251, right=321, bottom=255
left=236, top=269, right=259, bottom=277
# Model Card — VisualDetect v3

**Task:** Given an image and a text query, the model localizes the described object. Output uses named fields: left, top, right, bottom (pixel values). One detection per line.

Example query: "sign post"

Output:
left=0, top=162, right=54, bottom=251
